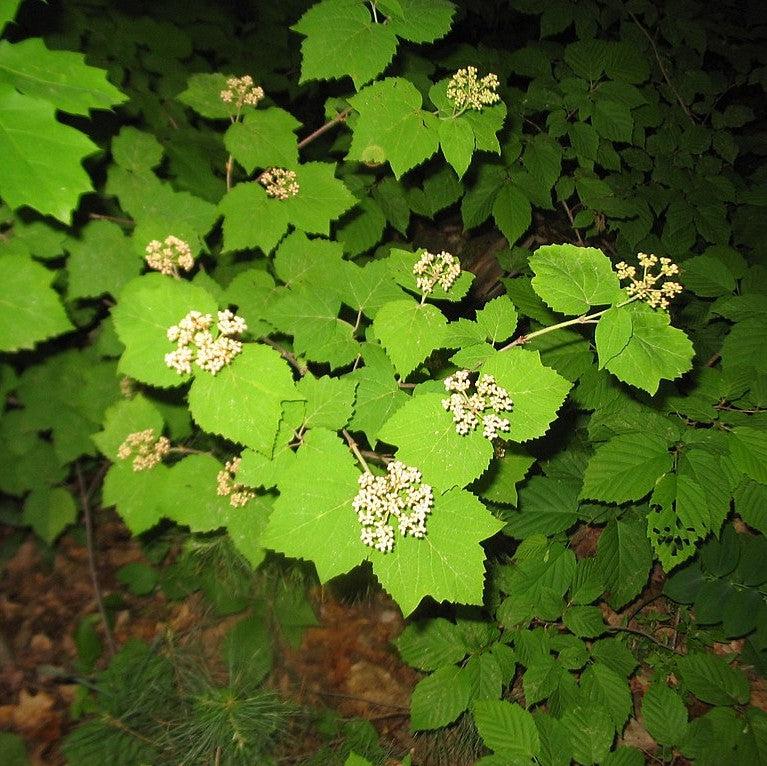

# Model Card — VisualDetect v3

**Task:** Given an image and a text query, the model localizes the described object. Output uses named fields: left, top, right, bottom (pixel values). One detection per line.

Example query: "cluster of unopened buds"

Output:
left=446, top=66, right=501, bottom=112
left=117, top=428, right=170, bottom=472
left=413, top=250, right=462, bottom=295
left=615, top=253, right=683, bottom=310
left=219, top=75, right=264, bottom=110
left=144, top=235, right=194, bottom=277
left=164, top=309, right=247, bottom=376
left=259, top=168, right=299, bottom=200
left=216, top=457, right=255, bottom=508
left=352, top=461, right=434, bottom=553
left=442, top=370, right=513, bottom=441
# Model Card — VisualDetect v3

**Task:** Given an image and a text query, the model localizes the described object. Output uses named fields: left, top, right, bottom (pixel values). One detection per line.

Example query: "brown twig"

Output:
left=608, top=625, right=685, bottom=655
left=561, top=199, right=585, bottom=246
left=342, top=429, right=369, bottom=472
left=88, top=213, right=135, bottom=226
left=260, top=337, right=308, bottom=376
left=628, top=10, right=695, bottom=124
left=75, top=462, right=116, bottom=657
left=360, top=449, right=393, bottom=465
left=297, top=108, right=352, bottom=150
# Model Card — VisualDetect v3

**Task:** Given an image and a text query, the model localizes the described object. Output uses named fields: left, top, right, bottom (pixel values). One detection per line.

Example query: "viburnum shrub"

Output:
left=1, top=0, right=767, bottom=762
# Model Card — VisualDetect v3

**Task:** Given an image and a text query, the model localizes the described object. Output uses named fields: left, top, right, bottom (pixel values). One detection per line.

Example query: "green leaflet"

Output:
left=480, top=349, right=572, bottom=442
left=529, top=243, right=622, bottom=315
left=224, top=107, right=300, bottom=173
left=188, top=344, right=301, bottom=454
left=373, top=300, right=448, bottom=379
left=473, top=700, right=540, bottom=761
left=410, top=663, right=470, bottom=730
left=642, top=683, right=688, bottom=746
left=0, top=254, right=73, bottom=351
left=112, top=274, right=218, bottom=388
left=348, top=78, right=440, bottom=178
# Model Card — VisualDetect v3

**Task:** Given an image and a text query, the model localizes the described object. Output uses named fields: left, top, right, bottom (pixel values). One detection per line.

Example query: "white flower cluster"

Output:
left=220, top=75, right=264, bottom=109
left=165, top=309, right=247, bottom=375
left=446, top=67, right=501, bottom=112
left=352, top=461, right=434, bottom=553
left=144, top=235, right=194, bottom=277
left=412, top=250, right=462, bottom=295
left=442, top=370, right=513, bottom=440
left=259, top=168, right=299, bottom=200
left=117, top=428, right=170, bottom=472
left=616, top=253, right=683, bottom=310
left=216, top=457, right=255, bottom=508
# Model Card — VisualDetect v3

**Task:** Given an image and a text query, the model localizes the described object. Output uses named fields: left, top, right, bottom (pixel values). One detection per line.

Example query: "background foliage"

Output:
left=1, top=0, right=767, bottom=763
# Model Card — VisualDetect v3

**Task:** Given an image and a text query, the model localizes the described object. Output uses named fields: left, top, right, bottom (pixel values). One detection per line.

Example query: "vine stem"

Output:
left=75, top=462, right=116, bottom=657
left=342, top=429, right=370, bottom=473
left=628, top=9, right=695, bottom=124
left=497, top=295, right=640, bottom=352
left=297, top=108, right=352, bottom=150
left=607, top=625, right=685, bottom=655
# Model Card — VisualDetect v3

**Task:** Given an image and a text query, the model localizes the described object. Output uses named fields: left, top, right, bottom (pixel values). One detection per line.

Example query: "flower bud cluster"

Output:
left=446, top=67, right=501, bottom=112
left=165, top=309, right=247, bottom=376
left=352, top=461, right=434, bottom=553
left=412, top=250, right=462, bottom=295
left=442, top=370, right=513, bottom=441
left=216, top=457, right=255, bottom=508
left=615, top=253, right=683, bottom=310
left=220, top=75, right=264, bottom=109
left=117, top=428, right=170, bottom=472
left=259, top=168, right=300, bottom=200
left=144, top=236, right=194, bottom=277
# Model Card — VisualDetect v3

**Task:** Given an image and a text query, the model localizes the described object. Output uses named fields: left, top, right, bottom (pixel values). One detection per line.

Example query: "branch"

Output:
left=260, top=337, right=308, bottom=376
left=628, top=10, right=696, bottom=124
left=607, top=625, right=685, bottom=655
left=342, top=429, right=369, bottom=473
left=561, top=199, right=585, bottom=246
left=75, top=462, right=116, bottom=657
left=297, top=108, right=352, bottom=150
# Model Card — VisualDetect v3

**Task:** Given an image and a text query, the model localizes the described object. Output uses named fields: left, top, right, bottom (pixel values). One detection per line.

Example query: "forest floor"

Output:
left=4, top=512, right=767, bottom=765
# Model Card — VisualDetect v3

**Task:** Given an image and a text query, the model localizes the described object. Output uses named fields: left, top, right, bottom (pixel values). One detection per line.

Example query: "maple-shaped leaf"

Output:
left=0, top=255, right=73, bottom=352
left=0, top=38, right=126, bottom=115
left=224, top=107, right=300, bottom=173
left=187, top=344, right=301, bottom=454
left=219, top=182, right=289, bottom=254
left=92, top=394, right=164, bottom=462
left=102, top=461, right=171, bottom=535
left=481, top=349, right=572, bottom=442
left=292, top=0, right=398, bottom=89
left=370, top=488, right=504, bottom=615
left=0, top=86, right=99, bottom=222
left=386, top=0, right=456, bottom=43
left=348, top=78, right=440, bottom=178
left=373, top=299, right=448, bottom=379
left=111, top=274, right=218, bottom=388
left=297, top=375, right=357, bottom=430
left=378, top=393, right=494, bottom=489
left=261, top=428, right=366, bottom=581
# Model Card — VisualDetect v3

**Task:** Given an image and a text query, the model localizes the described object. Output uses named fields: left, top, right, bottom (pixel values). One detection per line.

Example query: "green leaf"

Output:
left=112, top=274, right=218, bottom=388
left=373, top=300, right=447, bottom=379
left=66, top=220, right=143, bottom=299
left=102, top=461, right=171, bottom=534
left=642, top=683, right=688, bottom=746
left=0, top=87, right=98, bottom=222
left=261, top=429, right=364, bottom=582
left=729, top=426, right=767, bottom=485
left=370, top=487, right=504, bottom=615
left=0, top=733, right=28, bottom=766
left=386, top=248, right=474, bottom=302
left=473, top=700, right=540, bottom=760
left=410, top=663, right=470, bottom=730
left=111, top=126, right=163, bottom=172
left=387, top=0, right=455, bottom=43
left=592, top=96, right=633, bottom=143
left=464, top=653, right=502, bottom=702
left=563, top=605, right=606, bottom=638
left=529, top=243, right=622, bottom=315
left=116, top=562, right=158, bottom=596
left=595, top=306, right=633, bottom=368
left=503, top=476, right=579, bottom=538
left=597, top=517, right=653, bottom=609
left=474, top=447, right=535, bottom=507
left=602, top=303, right=694, bottom=395
left=395, top=617, right=468, bottom=670
left=377, top=393, right=493, bottom=489
left=0, top=255, right=73, bottom=351
left=224, top=107, right=300, bottom=173
left=438, top=118, right=474, bottom=179
left=580, top=662, right=632, bottom=730
left=480, top=349, right=572, bottom=442
left=177, top=73, right=236, bottom=119
left=676, top=652, right=749, bottom=706
left=188, top=344, right=300, bottom=454
left=0, top=1, right=22, bottom=34
left=348, top=78, right=439, bottom=178
left=492, top=184, right=532, bottom=245
left=22, top=486, right=77, bottom=544
left=218, top=182, right=287, bottom=253
left=581, top=433, right=672, bottom=503
left=475, top=297, right=518, bottom=344
left=682, top=254, right=737, bottom=297
left=560, top=704, right=614, bottom=766
left=92, top=394, right=164, bottom=462
left=293, top=0, right=398, bottom=89
left=0, top=38, right=126, bottom=115
left=297, top=375, right=357, bottom=430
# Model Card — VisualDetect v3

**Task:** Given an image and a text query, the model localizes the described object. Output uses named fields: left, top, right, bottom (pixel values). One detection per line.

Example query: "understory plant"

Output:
left=1, top=0, right=767, bottom=763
